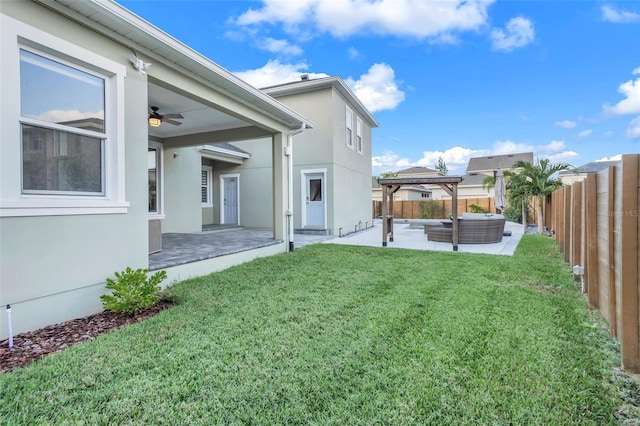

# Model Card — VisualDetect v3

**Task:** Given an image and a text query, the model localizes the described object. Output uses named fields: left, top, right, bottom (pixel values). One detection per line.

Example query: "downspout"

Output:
left=286, top=124, right=306, bottom=251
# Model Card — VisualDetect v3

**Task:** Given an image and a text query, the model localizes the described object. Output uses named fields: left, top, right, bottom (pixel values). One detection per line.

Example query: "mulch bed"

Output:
left=0, top=300, right=173, bottom=373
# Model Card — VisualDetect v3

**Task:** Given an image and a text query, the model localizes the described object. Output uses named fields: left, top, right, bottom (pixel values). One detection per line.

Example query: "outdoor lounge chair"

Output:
left=426, top=213, right=506, bottom=244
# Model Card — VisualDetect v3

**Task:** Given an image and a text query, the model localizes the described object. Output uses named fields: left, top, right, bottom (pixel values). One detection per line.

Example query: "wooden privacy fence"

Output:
left=372, top=197, right=497, bottom=219
left=546, top=154, right=640, bottom=372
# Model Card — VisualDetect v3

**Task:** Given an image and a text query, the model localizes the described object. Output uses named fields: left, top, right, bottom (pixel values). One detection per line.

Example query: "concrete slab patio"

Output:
left=149, top=218, right=524, bottom=273
left=321, top=219, right=525, bottom=256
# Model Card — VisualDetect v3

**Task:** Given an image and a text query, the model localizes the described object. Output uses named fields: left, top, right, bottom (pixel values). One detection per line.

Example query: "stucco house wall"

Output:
left=0, top=0, right=311, bottom=339
left=0, top=2, right=149, bottom=338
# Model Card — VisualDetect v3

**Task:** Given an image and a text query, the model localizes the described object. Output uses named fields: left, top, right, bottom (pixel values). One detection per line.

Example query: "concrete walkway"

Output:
left=312, top=219, right=525, bottom=256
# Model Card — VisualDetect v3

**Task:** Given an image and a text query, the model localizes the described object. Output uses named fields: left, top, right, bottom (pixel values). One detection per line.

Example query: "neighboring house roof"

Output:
left=262, top=76, right=378, bottom=128
left=39, top=0, right=313, bottom=131
left=558, top=160, right=620, bottom=175
left=397, top=166, right=438, bottom=175
left=460, top=173, right=488, bottom=186
left=466, top=152, right=533, bottom=173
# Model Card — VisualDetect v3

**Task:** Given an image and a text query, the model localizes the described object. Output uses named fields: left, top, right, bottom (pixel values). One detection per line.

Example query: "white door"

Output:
left=222, top=176, right=238, bottom=224
left=305, top=173, right=325, bottom=227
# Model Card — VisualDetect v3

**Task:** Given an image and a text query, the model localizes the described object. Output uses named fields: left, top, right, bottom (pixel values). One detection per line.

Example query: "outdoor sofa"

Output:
left=426, top=213, right=506, bottom=244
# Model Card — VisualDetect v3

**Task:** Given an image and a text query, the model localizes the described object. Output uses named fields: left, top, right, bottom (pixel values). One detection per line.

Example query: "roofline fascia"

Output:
left=34, top=0, right=314, bottom=131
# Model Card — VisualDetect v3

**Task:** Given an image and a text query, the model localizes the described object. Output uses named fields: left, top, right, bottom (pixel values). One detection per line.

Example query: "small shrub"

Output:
left=503, top=206, right=522, bottom=223
left=100, top=267, right=167, bottom=315
left=468, top=204, right=485, bottom=213
left=420, top=200, right=445, bottom=219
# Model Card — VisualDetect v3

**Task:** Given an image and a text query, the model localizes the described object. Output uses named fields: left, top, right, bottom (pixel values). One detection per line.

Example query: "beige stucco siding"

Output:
left=0, top=2, right=149, bottom=337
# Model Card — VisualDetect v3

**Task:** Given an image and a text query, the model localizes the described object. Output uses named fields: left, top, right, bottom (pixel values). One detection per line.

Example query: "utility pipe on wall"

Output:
left=286, top=124, right=306, bottom=252
left=6, top=305, right=13, bottom=348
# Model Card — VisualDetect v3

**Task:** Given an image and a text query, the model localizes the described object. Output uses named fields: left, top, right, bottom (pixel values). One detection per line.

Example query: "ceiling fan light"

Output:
left=148, top=117, right=161, bottom=127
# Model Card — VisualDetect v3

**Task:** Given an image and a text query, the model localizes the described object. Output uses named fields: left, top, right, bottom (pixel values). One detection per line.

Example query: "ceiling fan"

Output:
left=148, top=106, right=184, bottom=127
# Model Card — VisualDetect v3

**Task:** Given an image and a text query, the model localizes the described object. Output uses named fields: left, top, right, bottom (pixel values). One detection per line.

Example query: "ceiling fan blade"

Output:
left=163, top=118, right=183, bottom=126
left=162, top=113, right=184, bottom=119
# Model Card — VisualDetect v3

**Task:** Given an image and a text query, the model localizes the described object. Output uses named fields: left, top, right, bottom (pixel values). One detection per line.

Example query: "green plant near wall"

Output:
left=420, top=200, right=445, bottom=219
left=468, top=204, right=485, bottom=213
left=100, top=267, right=167, bottom=315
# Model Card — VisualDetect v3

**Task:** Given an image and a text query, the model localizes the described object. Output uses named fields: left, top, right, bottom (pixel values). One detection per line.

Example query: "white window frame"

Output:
left=345, top=106, right=354, bottom=149
left=356, top=116, right=363, bottom=154
left=148, top=141, right=164, bottom=219
left=0, top=15, right=128, bottom=217
left=201, top=165, right=213, bottom=207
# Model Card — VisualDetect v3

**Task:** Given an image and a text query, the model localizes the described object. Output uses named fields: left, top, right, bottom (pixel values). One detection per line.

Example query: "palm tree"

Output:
left=504, top=171, right=531, bottom=229
left=513, top=158, right=573, bottom=234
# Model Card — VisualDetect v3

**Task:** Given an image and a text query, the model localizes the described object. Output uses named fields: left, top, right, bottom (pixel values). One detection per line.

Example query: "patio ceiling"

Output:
left=148, top=82, right=254, bottom=140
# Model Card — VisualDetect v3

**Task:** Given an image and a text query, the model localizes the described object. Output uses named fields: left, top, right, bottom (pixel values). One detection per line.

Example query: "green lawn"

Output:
left=0, top=236, right=635, bottom=424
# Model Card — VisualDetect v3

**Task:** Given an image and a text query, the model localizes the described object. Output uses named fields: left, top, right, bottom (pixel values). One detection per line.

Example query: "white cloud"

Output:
left=490, top=17, right=535, bottom=52
left=604, top=76, right=640, bottom=115
left=490, top=139, right=577, bottom=163
left=233, top=59, right=329, bottom=88
left=627, top=116, right=640, bottom=138
left=372, top=139, right=578, bottom=176
left=36, top=109, right=103, bottom=123
left=555, top=120, right=577, bottom=129
left=345, top=63, right=405, bottom=113
left=601, top=5, right=640, bottom=23
left=545, top=151, right=579, bottom=164
left=348, top=47, right=361, bottom=60
left=235, top=0, right=493, bottom=40
left=633, top=67, right=640, bottom=75
left=577, top=129, right=592, bottom=139
left=372, top=146, right=488, bottom=175
left=259, top=38, right=303, bottom=56
left=491, top=139, right=533, bottom=155
left=596, top=154, right=622, bottom=162
left=234, top=60, right=403, bottom=113
left=416, top=146, right=490, bottom=173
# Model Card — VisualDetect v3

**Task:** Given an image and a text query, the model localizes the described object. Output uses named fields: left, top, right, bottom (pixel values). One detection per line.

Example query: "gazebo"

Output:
left=377, top=176, right=464, bottom=251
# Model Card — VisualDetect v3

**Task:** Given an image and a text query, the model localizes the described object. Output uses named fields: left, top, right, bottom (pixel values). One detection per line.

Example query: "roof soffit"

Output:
left=35, top=0, right=314, bottom=131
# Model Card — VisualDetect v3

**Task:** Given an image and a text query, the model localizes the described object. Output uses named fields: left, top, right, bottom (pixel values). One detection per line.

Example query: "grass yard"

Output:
left=0, top=235, right=635, bottom=424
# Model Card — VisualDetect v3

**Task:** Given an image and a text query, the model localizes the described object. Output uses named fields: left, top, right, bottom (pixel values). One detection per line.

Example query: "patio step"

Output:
left=201, top=226, right=244, bottom=234
left=295, top=228, right=330, bottom=236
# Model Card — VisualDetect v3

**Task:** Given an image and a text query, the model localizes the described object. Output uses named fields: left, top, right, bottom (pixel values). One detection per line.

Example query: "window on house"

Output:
left=345, top=107, right=354, bottom=149
left=1, top=18, right=128, bottom=217
left=201, top=166, right=213, bottom=207
left=20, top=49, right=106, bottom=195
left=148, top=144, right=162, bottom=215
left=356, top=117, right=363, bottom=154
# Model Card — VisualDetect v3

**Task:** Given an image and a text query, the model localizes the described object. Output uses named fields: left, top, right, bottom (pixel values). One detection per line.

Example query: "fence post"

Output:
left=585, top=173, right=599, bottom=309
left=618, top=154, right=640, bottom=372
left=571, top=181, right=582, bottom=270
left=563, top=187, right=571, bottom=263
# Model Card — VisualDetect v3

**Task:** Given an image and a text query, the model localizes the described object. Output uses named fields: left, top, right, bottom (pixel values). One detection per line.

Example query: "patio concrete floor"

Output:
left=149, top=219, right=524, bottom=271
left=320, top=219, right=525, bottom=256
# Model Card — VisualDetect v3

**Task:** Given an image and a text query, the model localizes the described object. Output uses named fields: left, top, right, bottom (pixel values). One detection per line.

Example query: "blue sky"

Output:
left=119, top=0, right=640, bottom=175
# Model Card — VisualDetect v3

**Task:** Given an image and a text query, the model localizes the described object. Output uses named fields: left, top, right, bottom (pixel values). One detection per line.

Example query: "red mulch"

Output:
left=0, top=300, right=173, bottom=373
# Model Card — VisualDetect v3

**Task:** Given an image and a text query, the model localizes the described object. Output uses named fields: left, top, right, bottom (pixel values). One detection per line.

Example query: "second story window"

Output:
left=345, top=107, right=353, bottom=149
left=356, top=117, right=363, bottom=154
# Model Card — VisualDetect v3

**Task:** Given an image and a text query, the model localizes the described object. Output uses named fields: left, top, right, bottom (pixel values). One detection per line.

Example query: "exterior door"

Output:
left=222, top=176, right=238, bottom=224
left=305, top=173, right=325, bottom=227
